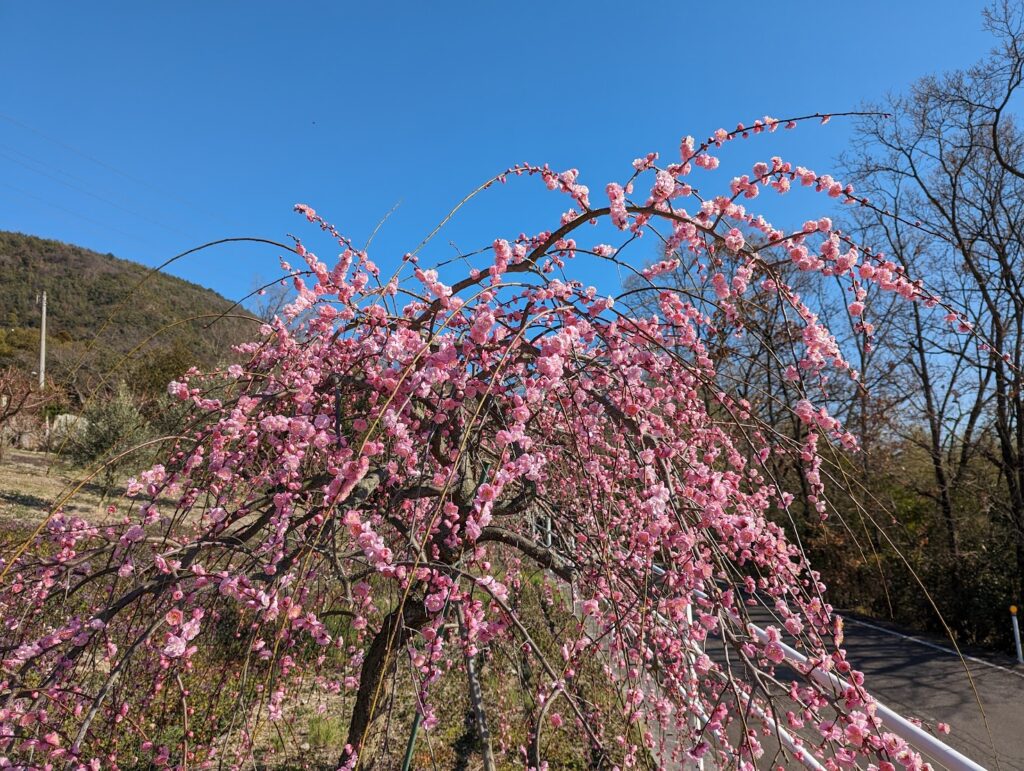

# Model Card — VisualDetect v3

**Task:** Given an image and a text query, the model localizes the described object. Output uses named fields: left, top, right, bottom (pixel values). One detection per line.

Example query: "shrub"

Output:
left=66, top=381, right=150, bottom=492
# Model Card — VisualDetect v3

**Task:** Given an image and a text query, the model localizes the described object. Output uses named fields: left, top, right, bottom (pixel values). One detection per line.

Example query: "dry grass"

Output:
left=0, top=446, right=121, bottom=528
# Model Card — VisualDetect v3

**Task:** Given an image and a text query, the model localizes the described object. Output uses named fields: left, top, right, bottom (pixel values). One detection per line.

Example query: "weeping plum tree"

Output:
left=0, top=114, right=967, bottom=770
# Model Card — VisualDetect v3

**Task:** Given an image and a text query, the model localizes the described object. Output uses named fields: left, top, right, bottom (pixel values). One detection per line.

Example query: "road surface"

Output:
left=694, top=605, right=1024, bottom=769
left=838, top=614, right=1024, bottom=770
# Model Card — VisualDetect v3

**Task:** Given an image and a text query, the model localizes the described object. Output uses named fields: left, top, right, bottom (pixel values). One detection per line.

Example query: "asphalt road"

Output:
left=588, top=577, right=1022, bottom=769
left=692, top=605, right=1024, bottom=769
left=837, top=615, right=1024, bottom=770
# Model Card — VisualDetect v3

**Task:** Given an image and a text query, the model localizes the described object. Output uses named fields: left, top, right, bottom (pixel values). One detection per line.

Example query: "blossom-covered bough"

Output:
left=1, top=114, right=972, bottom=770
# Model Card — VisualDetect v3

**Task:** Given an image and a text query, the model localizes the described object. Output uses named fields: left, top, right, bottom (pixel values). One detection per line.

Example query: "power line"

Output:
left=0, top=181, right=166, bottom=249
left=0, top=111, right=249, bottom=231
left=0, top=146, right=195, bottom=238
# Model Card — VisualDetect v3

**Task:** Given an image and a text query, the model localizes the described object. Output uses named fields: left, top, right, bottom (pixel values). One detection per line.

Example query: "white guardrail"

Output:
left=645, top=566, right=987, bottom=771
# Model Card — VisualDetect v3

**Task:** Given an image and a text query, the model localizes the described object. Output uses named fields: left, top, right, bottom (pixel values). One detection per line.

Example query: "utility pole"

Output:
left=37, top=290, right=47, bottom=391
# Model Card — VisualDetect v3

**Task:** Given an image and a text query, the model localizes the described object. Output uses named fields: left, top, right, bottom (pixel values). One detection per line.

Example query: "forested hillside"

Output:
left=0, top=231, right=258, bottom=403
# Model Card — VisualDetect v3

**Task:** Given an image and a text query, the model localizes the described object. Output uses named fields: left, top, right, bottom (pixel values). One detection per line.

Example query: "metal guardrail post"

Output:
left=1012, top=605, right=1024, bottom=665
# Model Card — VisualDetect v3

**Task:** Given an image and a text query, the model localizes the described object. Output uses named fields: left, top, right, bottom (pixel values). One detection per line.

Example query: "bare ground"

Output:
left=0, top=446, right=122, bottom=529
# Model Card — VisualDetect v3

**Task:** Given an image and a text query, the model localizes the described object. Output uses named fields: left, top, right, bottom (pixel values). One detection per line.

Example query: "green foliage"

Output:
left=66, top=382, right=150, bottom=492
left=306, top=715, right=345, bottom=749
left=800, top=439, right=1018, bottom=650
left=129, top=341, right=197, bottom=400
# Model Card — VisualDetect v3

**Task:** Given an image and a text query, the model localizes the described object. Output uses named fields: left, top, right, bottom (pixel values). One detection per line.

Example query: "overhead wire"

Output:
left=0, top=111, right=249, bottom=231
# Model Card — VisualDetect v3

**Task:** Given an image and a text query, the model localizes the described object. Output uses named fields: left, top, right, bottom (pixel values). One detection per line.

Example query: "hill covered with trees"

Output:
left=0, top=231, right=259, bottom=403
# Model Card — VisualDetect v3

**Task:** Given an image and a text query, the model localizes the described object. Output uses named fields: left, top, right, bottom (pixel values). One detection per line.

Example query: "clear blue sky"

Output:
left=0, top=1, right=994, bottom=304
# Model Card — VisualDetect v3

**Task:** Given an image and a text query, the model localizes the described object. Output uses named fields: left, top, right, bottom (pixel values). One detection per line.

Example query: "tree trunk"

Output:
left=341, top=601, right=428, bottom=766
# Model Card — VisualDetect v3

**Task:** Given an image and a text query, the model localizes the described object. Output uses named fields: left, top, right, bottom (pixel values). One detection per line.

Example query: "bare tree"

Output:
left=0, top=366, right=50, bottom=461
left=845, top=1, right=1024, bottom=601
